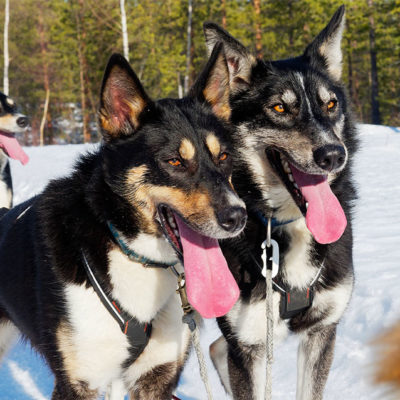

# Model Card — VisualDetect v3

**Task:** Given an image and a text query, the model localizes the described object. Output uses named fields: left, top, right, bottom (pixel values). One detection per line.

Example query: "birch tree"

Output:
left=3, top=0, right=9, bottom=95
left=120, top=0, right=129, bottom=61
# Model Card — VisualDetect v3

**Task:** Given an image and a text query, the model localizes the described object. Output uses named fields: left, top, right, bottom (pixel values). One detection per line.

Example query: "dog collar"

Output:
left=254, top=210, right=300, bottom=228
left=107, top=221, right=178, bottom=269
left=81, top=251, right=151, bottom=362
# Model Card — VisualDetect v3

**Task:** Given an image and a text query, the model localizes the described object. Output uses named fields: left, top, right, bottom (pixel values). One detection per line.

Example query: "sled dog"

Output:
left=0, top=91, right=29, bottom=208
left=0, top=48, right=246, bottom=399
left=204, top=6, right=358, bottom=399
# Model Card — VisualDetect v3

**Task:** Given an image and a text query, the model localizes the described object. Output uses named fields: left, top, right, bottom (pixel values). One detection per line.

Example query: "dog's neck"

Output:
left=114, top=230, right=179, bottom=267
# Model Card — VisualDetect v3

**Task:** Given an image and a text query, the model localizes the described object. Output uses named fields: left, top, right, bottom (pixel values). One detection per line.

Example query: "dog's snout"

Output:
left=313, top=145, right=346, bottom=172
left=17, top=116, right=29, bottom=128
left=217, top=206, right=247, bottom=233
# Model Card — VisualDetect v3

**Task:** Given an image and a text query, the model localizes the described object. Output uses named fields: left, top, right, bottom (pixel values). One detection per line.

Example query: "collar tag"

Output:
left=261, top=238, right=279, bottom=278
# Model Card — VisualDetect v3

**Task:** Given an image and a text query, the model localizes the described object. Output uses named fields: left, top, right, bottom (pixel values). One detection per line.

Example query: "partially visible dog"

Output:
left=0, top=91, right=29, bottom=208
left=0, top=47, right=246, bottom=399
left=202, top=6, right=358, bottom=400
left=374, top=323, right=400, bottom=396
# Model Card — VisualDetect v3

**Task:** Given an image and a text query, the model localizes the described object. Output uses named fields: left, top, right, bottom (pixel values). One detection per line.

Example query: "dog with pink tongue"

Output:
left=204, top=6, right=358, bottom=400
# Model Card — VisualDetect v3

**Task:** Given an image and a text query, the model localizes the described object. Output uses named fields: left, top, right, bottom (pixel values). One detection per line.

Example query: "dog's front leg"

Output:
left=129, top=361, right=182, bottom=400
left=296, top=324, right=337, bottom=400
left=210, top=335, right=265, bottom=400
left=105, top=379, right=127, bottom=400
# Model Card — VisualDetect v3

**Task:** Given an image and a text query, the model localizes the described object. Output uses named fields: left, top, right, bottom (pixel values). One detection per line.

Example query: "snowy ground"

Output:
left=0, top=124, right=399, bottom=399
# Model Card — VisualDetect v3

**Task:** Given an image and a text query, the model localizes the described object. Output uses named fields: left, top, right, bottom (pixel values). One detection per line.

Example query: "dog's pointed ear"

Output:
left=303, top=5, right=346, bottom=81
left=99, top=54, right=151, bottom=140
left=203, top=22, right=256, bottom=93
left=189, top=42, right=231, bottom=121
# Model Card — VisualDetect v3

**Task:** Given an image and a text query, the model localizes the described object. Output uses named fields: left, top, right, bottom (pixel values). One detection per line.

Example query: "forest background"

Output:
left=1, top=0, right=399, bottom=145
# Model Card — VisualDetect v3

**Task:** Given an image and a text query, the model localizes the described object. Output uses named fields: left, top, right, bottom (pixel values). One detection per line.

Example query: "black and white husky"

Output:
left=0, top=91, right=29, bottom=208
left=0, top=48, right=247, bottom=399
left=203, top=6, right=358, bottom=399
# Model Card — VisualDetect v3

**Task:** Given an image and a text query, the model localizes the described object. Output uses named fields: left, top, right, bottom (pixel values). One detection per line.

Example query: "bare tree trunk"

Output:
left=367, top=0, right=381, bottom=124
left=184, top=0, right=193, bottom=95
left=75, top=0, right=90, bottom=143
left=3, top=0, right=9, bottom=95
left=253, top=0, right=262, bottom=58
left=120, top=0, right=129, bottom=61
left=38, top=7, right=50, bottom=146
left=40, top=88, right=50, bottom=146
left=178, top=72, right=183, bottom=99
left=221, top=0, right=226, bottom=29
left=288, top=0, right=294, bottom=48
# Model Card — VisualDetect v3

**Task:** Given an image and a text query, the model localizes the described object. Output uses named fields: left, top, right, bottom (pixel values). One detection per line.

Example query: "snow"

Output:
left=1, top=124, right=400, bottom=399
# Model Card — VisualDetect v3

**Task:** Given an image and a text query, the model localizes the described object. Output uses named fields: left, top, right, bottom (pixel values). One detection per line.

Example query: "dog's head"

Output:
left=98, top=49, right=246, bottom=318
left=99, top=49, right=246, bottom=244
left=0, top=92, right=29, bottom=134
left=204, top=6, right=356, bottom=244
left=0, top=92, right=29, bottom=164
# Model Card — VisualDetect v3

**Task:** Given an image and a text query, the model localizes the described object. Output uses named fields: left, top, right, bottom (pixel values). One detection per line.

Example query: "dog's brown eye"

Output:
left=273, top=104, right=285, bottom=113
left=168, top=158, right=181, bottom=167
left=327, top=100, right=336, bottom=110
left=219, top=152, right=228, bottom=161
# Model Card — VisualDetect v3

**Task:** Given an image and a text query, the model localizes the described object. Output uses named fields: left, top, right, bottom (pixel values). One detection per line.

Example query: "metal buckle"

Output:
left=261, top=217, right=279, bottom=278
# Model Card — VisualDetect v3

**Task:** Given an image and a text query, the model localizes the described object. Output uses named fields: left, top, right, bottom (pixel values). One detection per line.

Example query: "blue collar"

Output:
left=107, top=222, right=178, bottom=269
left=254, top=210, right=300, bottom=228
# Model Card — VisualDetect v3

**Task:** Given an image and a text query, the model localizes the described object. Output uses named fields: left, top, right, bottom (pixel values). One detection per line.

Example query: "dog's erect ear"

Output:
left=303, top=5, right=346, bottom=81
left=189, top=42, right=231, bottom=121
left=203, top=22, right=256, bottom=93
left=99, top=54, right=150, bottom=139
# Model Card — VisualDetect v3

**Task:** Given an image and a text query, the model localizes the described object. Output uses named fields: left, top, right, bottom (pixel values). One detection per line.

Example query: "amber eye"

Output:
left=327, top=100, right=336, bottom=110
left=168, top=158, right=181, bottom=167
left=273, top=104, right=285, bottom=113
left=219, top=152, right=228, bottom=161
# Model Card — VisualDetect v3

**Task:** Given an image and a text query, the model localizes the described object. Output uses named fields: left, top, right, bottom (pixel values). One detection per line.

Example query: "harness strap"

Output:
left=82, top=251, right=151, bottom=362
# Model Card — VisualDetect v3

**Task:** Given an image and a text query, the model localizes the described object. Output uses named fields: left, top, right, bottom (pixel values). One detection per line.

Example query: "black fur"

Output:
left=0, top=49, right=245, bottom=399
left=205, top=6, right=358, bottom=399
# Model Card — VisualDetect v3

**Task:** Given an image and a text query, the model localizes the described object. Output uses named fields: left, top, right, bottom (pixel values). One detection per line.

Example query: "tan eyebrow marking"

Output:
left=179, top=138, right=195, bottom=160
left=206, top=133, right=221, bottom=158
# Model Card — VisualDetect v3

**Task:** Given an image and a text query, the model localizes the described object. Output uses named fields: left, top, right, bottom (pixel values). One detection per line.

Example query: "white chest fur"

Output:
left=61, top=234, right=189, bottom=393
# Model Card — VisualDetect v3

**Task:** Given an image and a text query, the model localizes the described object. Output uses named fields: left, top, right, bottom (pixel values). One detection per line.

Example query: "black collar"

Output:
left=81, top=251, right=151, bottom=362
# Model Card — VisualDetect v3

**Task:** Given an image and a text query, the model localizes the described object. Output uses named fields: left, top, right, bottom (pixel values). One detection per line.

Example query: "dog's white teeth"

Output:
left=306, top=202, right=309, bottom=209
left=288, top=173, right=294, bottom=182
left=174, top=229, right=180, bottom=238
left=283, top=162, right=291, bottom=174
left=168, top=216, right=176, bottom=229
left=293, top=182, right=299, bottom=189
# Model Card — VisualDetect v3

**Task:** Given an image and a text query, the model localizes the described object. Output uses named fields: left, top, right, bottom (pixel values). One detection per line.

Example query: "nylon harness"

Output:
left=81, top=222, right=178, bottom=363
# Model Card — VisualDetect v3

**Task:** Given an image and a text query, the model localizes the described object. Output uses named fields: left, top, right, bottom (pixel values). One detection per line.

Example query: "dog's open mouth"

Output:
left=266, top=149, right=308, bottom=216
left=266, top=148, right=347, bottom=244
left=0, top=130, right=29, bottom=165
left=158, top=205, right=183, bottom=256
left=157, top=204, right=239, bottom=319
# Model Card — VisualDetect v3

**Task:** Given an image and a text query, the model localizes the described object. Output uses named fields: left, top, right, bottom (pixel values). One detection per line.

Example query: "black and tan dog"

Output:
left=203, top=6, right=358, bottom=399
left=0, top=91, right=29, bottom=208
left=0, top=48, right=247, bottom=399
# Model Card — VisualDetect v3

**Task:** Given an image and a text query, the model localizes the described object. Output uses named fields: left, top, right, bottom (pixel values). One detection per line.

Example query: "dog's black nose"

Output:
left=217, top=206, right=247, bottom=233
left=313, top=145, right=346, bottom=172
left=17, top=116, right=29, bottom=128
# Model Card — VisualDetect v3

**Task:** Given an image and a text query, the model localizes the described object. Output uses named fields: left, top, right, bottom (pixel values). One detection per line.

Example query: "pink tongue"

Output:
left=174, top=215, right=239, bottom=318
left=0, top=134, right=29, bottom=165
left=290, top=164, right=346, bottom=244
